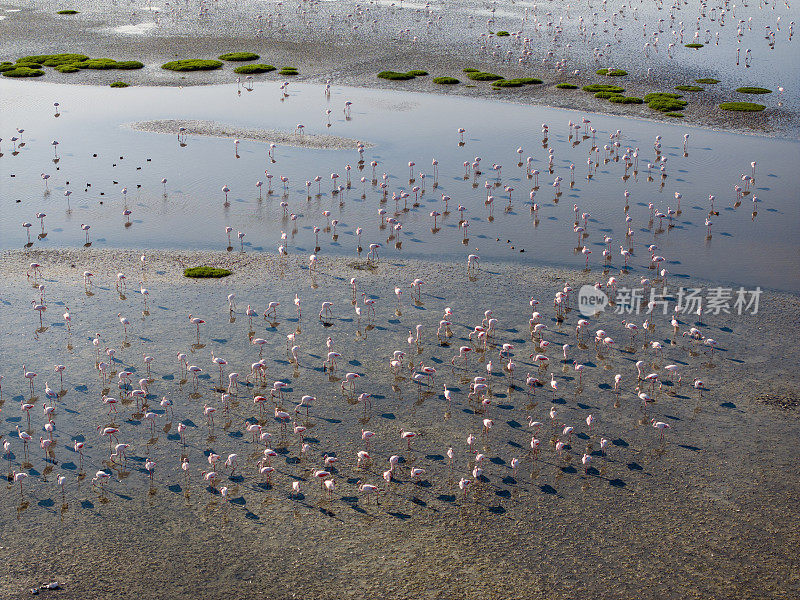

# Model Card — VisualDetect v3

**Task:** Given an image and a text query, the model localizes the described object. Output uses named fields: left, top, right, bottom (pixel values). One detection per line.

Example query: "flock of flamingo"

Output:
left=0, top=39, right=768, bottom=519
left=132, top=0, right=793, bottom=90
left=0, top=0, right=786, bottom=537
left=2, top=229, right=729, bottom=518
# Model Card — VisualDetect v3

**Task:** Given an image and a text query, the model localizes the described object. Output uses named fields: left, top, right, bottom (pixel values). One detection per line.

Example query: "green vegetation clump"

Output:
left=433, top=76, right=459, bottom=84
left=608, top=95, right=644, bottom=104
left=378, top=70, right=416, bottom=80
left=665, top=112, right=685, bottom=117
left=644, top=92, right=683, bottom=101
left=4, top=52, right=145, bottom=80
left=645, top=92, right=688, bottom=112
left=234, top=64, right=276, bottom=74
left=695, top=78, right=720, bottom=84
left=114, top=61, right=144, bottom=70
left=184, top=266, right=232, bottom=278
left=594, top=90, right=622, bottom=99
left=648, top=98, right=688, bottom=112
left=162, top=59, right=224, bottom=72
left=78, top=58, right=123, bottom=69
left=675, top=85, right=704, bottom=92
left=685, top=43, right=704, bottom=48
left=735, top=86, right=771, bottom=94
left=462, top=68, right=479, bottom=73
left=556, top=83, right=578, bottom=89
left=583, top=84, right=625, bottom=93
left=467, top=71, right=504, bottom=81
left=2, top=67, right=45, bottom=78
left=719, top=102, right=766, bottom=112
left=496, top=30, right=510, bottom=36
left=218, top=52, right=260, bottom=61
left=37, top=54, right=89, bottom=66
left=12, top=54, right=143, bottom=74
left=596, top=68, right=628, bottom=76
left=279, top=67, right=299, bottom=75
left=406, top=69, right=428, bottom=76
left=57, top=9, right=79, bottom=13
left=493, top=79, right=524, bottom=87
left=110, top=81, right=129, bottom=88
left=491, top=77, right=541, bottom=88
left=17, top=54, right=58, bottom=65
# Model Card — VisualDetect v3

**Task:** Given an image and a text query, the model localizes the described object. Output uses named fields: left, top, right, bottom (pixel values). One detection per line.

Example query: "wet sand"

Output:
left=0, top=1, right=796, bottom=137
left=128, top=119, right=371, bottom=150
left=0, top=248, right=798, bottom=599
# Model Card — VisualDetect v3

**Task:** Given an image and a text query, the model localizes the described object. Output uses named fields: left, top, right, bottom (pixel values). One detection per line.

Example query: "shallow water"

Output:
left=0, top=250, right=798, bottom=599
left=2, top=79, right=799, bottom=292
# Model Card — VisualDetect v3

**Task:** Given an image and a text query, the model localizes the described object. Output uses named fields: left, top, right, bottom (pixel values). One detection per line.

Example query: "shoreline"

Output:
left=6, top=246, right=800, bottom=298
left=1, top=1, right=795, bottom=139
left=6, top=63, right=794, bottom=140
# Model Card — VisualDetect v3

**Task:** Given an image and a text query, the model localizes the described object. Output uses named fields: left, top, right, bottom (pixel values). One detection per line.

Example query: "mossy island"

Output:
left=162, top=59, right=224, bottom=72
left=234, top=64, right=276, bottom=74
left=582, top=84, right=625, bottom=94
left=378, top=70, right=426, bottom=80
left=492, top=77, right=542, bottom=88
left=1, top=66, right=45, bottom=78
left=644, top=92, right=688, bottom=112
left=719, top=102, right=766, bottom=112
left=596, top=68, right=628, bottom=76
left=736, top=87, right=772, bottom=94
left=466, top=71, right=504, bottom=82
left=218, top=52, right=260, bottom=62
left=608, top=96, right=643, bottom=104
left=183, top=266, right=232, bottom=278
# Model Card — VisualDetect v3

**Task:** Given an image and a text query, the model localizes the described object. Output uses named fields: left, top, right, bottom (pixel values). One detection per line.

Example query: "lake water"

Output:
left=1, top=78, right=798, bottom=291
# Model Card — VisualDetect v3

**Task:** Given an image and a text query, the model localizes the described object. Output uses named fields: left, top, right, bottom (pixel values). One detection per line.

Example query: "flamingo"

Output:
left=22, top=365, right=36, bottom=396
left=400, top=429, right=418, bottom=450
left=341, top=372, right=361, bottom=392
left=188, top=314, right=205, bottom=342
left=452, top=346, right=472, bottom=368
left=651, top=419, right=671, bottom=442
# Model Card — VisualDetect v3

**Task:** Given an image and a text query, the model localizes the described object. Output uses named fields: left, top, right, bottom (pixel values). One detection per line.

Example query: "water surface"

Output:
left=2, top=79, right=798, bottom=291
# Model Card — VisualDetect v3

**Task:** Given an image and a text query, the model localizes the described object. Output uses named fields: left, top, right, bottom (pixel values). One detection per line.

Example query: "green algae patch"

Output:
left=184, top=266, right=232, bottom=278
left=218, top=52, right=260, bottom=61
left=234, top=64, right=276, bottom=74
left=735, top=87, right=771, bottom=94
left=719, top=102, right=766, bottom=112
left=162, top=60, right=224, bottom=72
left=596, top=68, right=627, bottom=76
